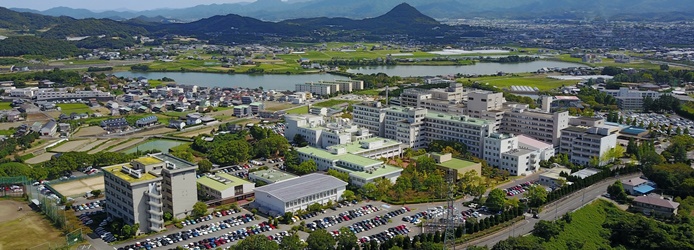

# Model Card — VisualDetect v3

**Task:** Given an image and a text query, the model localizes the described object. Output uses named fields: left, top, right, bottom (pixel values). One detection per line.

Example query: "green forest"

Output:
left=0, top=36, right=79, bottom=58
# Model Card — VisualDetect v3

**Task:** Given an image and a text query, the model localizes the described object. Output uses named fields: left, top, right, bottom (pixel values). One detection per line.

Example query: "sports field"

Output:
left=0, top=200, right=65, bottom=250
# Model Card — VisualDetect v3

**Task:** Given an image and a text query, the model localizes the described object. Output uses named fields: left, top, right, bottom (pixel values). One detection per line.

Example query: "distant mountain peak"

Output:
left=373, top=2, right=439, bottom=25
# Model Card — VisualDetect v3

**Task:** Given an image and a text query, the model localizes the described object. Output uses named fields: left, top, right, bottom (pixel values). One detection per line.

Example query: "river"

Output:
left=113, top=61, right=585, bottom=90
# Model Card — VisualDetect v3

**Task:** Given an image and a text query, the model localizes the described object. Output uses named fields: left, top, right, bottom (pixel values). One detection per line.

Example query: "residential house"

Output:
left=632, top=195, right=680, bottom=216
left=40, top=120, right=58, bottom=137
left=101, top=118, right=129, bottom=132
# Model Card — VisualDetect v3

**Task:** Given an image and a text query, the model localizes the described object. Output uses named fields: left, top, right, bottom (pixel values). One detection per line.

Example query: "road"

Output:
left=460, top=173, right=642, bottom=249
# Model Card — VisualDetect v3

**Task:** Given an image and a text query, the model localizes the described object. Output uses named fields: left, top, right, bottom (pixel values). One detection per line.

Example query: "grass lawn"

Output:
left=312, top=99, right=361, bottom=108
left=553, top=54, right=660, bottom=69
left=0, top=200, right=66, bottom=250
left=353, top=89, right=382, bottom=96
left=0, top=102, right=12, bottom=110
left=537, top=199, right=618, bottom=249
left=463, top=74, right=573, bottom=91
left=0, top=129, right=15, bottom=136
left=286, top=106, right=309, bottom=114
left=57, top=103, right=93, bottom=115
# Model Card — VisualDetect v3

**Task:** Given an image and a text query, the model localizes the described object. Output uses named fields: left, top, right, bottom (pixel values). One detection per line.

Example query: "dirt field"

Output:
left=127, top=127, right=176, bottom=137
left=27, top=112, right=53, bottom=122
left=175, top=126, right=217, bottom=138
left=265, top=102, right=299, bottom=111
left=50, top=176, right=104, bottom=198
left=51, top=140, right=91, bottom=152
left=108, top=138, right=146, bottom=152
left=44, top=111, right=62, bottom=119
left=0, top=200, right=65, bottom=250
left=25, top=153, right=57, bottom=164
left=88, top=139, right=123, bottom=154
left=72, top=126, right=106, bottom=137
left=77, top=139, right=108, bottom=152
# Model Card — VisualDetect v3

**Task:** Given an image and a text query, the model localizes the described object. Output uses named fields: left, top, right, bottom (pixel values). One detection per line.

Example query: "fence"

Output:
left=0, top=176, right=31, bottom=198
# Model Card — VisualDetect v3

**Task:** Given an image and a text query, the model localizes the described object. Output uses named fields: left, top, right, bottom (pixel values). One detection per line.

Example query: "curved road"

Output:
left=460, top=173, right=641, bottom=249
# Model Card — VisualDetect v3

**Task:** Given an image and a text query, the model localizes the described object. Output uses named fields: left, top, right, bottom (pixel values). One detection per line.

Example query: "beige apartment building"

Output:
left=103, top=153, right=198, bottom=233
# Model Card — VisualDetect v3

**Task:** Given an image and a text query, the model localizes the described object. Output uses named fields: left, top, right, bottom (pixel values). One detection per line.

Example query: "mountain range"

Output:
left=0, top=3, right=456, bottom=45
left=10, top=0, right=694, bottom=21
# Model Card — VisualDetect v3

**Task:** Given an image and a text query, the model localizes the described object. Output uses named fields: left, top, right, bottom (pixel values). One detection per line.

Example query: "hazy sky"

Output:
left=1, top=0, right=253, bottom=11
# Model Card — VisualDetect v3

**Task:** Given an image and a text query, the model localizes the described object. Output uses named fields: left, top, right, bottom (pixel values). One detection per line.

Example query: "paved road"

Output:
left=460, top=173, right=642, bottom=249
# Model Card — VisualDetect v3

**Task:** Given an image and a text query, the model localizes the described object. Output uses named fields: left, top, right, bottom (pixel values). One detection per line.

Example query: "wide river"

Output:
left=113, top=61, right=584, bottom=90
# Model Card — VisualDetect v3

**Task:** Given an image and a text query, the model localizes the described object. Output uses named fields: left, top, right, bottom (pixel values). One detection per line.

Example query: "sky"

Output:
left=0, top=0, right=252, bottom=11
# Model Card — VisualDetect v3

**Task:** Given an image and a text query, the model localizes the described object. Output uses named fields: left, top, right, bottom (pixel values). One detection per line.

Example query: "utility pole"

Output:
left=443, top=170, right=457, bottom=250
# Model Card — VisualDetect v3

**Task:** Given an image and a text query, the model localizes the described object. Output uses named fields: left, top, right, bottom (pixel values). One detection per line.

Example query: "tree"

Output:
left=532, top=220, right=562, bottom=241
left=327, top=169, right=349, bottom=182
left=361, top=183, right=378, bottom=199
left=198, top=159, right=213, bottom=173
left=293, top=160, right=317, bottom=175
left=607, top=181, right=628, bottom=203
left=91, top=189, right=102, bottom=197
left=193, top=201, right=208, bottom=217
left=280, top=232, right=306, bottom=250
left=486, top=188, right=507, bottom=212
left=293, top=134, right=309, bottom=147
left=307, top=229, right=335, bottom=250
left=341, top=190, right=356, bottom=202
left=627, top=138, right=638, bottom=156
left=234, top=234, right=279, bottom=250
left=336, top=227, right=358, bottom=250
left=207, top=139, right=252, bottom=165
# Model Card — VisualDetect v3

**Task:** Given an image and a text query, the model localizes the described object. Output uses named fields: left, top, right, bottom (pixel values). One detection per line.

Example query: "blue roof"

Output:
left=622, top=127, right=647, bottom=135
left=634, top=185, right=655, bottom=194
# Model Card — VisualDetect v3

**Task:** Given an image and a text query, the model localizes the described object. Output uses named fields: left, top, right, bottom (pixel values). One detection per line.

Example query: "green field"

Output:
left=312, top=99, right=361, bottom=108
left=553, top=54, right=659, bottom=69
left=538, top=199, right=615, bottom=249
left=0, top=200, right=66, bottom=250
left=463, top=74, right=574, bottom=91
left=0, top=102, right=11, bottom=110
left=286, top=106, right=309, bottom=114
left=57, top=103, right=93, bottom=114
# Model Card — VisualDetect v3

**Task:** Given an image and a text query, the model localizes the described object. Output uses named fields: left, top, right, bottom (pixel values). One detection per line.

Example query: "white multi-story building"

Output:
left=103, top=154, right=198, bottom=233
left=285, top=114, right=374, bottom=149
left=600, top=87, right=662, bottom=110
left=352, top=103, right=493, bottom=157
left=395, top=82, right=466, bottom=113
left=482, top=133, right=549, bottom=176
left=254, top=173, right=347, bottom=216
left=465, top=91, right=505, bottom=131
left=353, top=102, right=386, bottom=137
left=500, top=104, right=570, bottom=147
left=295, top=80, right=364, bottom=96
left=9, top=87, right=38, bottom=98
left=559, top=125, right=619, bottom=166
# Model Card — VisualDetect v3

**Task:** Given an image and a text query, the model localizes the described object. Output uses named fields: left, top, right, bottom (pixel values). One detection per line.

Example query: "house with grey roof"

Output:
left=632, top=195, right=680, bottom=216
left=253, top=173, right=346, bottom=216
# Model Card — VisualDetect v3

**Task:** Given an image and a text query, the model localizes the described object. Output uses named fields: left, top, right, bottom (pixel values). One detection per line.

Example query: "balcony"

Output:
left=148, top=216, right=164, bottom=224
left=148, top=200, right=163, bottom=208
left=146, top=191, right=162, bottom=199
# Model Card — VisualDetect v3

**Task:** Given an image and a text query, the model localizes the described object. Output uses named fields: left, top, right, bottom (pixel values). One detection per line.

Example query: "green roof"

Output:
left=250, top=170, right=297, bottom=183
left=336, top=164, right=403, bottom=180
left=296, top=146, right=381, bottom=168
left=104, top=165, right=159, bottom=183
left=296, top=147, right=339, bottom=160
left=425, top=111, right=489, bottom=126
left=338, top=154, right=381, bottom=167
left=437, top=158, right=479, bottom=171
left=335, top=138, right=401, bottom=155
left=134, top=156, right=163, bottom=166
left=197, top=172, right=251, bottom=192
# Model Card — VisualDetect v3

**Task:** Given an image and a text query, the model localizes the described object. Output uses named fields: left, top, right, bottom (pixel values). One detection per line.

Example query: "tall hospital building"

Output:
left=103, top=153, right=198, bottom=233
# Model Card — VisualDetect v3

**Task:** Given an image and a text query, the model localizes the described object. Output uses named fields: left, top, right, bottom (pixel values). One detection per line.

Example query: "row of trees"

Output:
left=0, top=68, right=83, bottom=86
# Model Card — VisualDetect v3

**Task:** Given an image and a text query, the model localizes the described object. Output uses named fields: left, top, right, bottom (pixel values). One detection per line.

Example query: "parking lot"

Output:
left=619, top=111, right=694, bottom=136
